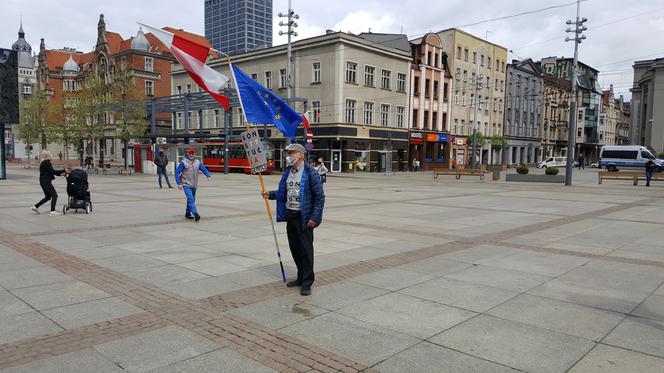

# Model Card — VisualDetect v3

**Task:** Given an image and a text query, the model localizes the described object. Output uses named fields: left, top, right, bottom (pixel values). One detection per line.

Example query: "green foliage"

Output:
left=490, top=135, right=507, bottom=150
left=467, top=131, right=486, bottom=148
left=18, top=90, right=60, bottom=151
left=516, top=164, right=529, bottom=174
left=545, top=166, right=559, bottom=175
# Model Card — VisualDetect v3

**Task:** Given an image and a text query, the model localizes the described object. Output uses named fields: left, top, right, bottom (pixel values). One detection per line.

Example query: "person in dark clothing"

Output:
left=84, top=155, right=93, bottom=172
left=645, top=159, right=656, bottom=187
left=154, top=151, right=173, bottom=189
left=32, top=150, right=69, bottom=216
left=262, top=143, right=325, bottom=296
left=578, top=154, right=585, bottom=169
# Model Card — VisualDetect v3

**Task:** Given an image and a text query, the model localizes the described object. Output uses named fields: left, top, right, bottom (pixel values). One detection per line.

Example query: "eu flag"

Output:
left=231, top=65, right=302, bottom=139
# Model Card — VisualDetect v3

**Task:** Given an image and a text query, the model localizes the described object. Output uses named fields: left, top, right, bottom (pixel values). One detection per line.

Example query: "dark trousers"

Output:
left=157, top=166, right=172, bottom=188
left=286, top=210, right=315, bottom=289
left=646, top=170, right=654, bottom=186
left=35, top=181, right=58, bottom=212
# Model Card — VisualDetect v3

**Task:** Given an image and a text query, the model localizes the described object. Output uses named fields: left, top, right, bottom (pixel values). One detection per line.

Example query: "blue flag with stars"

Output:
left=231, top=65, right=302, bottom=139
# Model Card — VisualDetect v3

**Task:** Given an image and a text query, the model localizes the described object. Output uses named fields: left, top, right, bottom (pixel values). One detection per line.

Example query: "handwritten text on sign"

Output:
left=240, top=128, right=268, bottom=173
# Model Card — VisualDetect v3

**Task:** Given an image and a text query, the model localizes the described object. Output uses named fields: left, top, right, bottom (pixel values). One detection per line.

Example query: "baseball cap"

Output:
left=285, top=143, right=306, bottom=153
left=186, top=147, right=196, bottom=154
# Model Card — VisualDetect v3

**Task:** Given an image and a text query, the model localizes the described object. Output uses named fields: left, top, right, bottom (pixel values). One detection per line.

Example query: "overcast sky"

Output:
left=2, top=0, right=663, bottom=100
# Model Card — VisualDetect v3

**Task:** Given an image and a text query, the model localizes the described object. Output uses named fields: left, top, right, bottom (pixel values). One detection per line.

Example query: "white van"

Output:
left=537, top=157, right=568, bottom=168
left=599, top=145, right=664, bottom=172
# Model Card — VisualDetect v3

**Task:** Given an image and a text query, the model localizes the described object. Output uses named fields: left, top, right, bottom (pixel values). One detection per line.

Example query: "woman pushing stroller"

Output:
left=32, top=150, right=70, bottom=216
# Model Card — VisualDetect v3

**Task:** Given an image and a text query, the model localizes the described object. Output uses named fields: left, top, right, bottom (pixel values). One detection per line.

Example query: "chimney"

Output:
left=326, top=29, right=335, bottom=35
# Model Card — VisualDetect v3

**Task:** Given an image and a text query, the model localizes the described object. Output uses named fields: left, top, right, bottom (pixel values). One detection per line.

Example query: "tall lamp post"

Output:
left=564, top=0, right=587, bottom=186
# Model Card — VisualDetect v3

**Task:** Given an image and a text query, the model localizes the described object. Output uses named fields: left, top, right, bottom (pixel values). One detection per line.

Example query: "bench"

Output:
left=636, top=173, right=664, bottom=184
left=598, top=171, right=642, bottom=185
left=433, top=168, right=486, bottom=181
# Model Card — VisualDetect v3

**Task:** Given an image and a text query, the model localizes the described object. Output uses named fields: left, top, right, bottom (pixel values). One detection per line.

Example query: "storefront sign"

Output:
left=426, top=134, right=438, bottom=142
left=438, top=134, right=448, bottom=143
left=410, top=132, right=423, bottom=138
left=409, top=137, right=423, bottom=145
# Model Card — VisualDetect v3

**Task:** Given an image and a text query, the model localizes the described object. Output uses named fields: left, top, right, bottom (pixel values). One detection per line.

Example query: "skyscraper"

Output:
left=204, top=0, right=273, bottom=56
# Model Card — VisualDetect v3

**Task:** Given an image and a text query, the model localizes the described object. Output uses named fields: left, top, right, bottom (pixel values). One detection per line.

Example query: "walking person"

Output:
left=578, top=154, right=585, bottom=169
left=32, top=150, right=70, bottom=216
left=84, top=155, right=93, bottom=172
left=262, top=143, right=325, bottom=296
left=154, top=150, right=173, bottom=189
left=314, top=157, right=328, bottom=183
left=645, top=158, right=656, bottom=187
left=58, top=151, right=63, bottom=161
left=175, top=148, right=212, bottom=222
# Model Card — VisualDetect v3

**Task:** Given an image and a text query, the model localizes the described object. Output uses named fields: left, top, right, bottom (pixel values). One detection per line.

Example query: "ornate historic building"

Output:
left=36, top=14, right=180, bottom=160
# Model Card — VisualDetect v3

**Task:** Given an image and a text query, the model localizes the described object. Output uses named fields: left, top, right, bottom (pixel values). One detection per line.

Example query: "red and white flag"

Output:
left=139, top=23, right=230, bottom=111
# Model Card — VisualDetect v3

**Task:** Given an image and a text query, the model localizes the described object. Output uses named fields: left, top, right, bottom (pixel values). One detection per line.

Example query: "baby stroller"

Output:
left=63, top=169, right=93, bottom=214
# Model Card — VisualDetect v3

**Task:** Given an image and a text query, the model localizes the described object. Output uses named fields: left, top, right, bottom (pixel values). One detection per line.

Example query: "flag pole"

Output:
left=226, top=56, right=287, bottom=284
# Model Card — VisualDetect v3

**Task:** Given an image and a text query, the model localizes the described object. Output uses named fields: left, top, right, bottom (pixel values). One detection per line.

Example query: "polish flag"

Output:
left=139, top=23, right=230, bottom=111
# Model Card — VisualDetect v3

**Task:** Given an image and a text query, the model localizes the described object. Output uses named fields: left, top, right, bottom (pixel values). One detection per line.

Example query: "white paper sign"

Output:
left=240, top=128, right=268, bottom=173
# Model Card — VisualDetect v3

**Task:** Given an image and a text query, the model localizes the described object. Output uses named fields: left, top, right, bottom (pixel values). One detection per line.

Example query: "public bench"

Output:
left=598, top=171, right=642, bottom=185
left=95, top=164, right=132, bottom=175
left=433, top=168, right=486, bottom=181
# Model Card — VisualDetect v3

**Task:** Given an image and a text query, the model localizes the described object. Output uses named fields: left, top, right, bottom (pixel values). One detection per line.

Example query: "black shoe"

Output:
left=286, top=280, right=301, bottom=288
left=300, top=287, right=311, bottom=296
left=185, top=214, right=194, bottom=220
left=194, top=213, right=201, bottom=222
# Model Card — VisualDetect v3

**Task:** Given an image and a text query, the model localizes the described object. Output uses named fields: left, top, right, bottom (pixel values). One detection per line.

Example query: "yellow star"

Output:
left=263, top=100, right=269, bottom=105
left=275, top=106, right=281, bottom=111
left=263, top=93, right=270, bottom=98
left=275, top=114, right=282, bottom=120
left=273, top=98, right=278, bottom=103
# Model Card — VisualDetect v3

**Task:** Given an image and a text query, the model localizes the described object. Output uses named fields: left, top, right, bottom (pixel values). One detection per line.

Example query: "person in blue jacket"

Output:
left=175, top=147, right=212, bottom=222
left=262, top=143, right=325, bottom=296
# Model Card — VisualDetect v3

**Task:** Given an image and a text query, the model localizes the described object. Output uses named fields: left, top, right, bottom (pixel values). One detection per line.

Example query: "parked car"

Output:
left=590, top=162, right=599, bottom=168
left=599, top=145, right=664, bottom=172
left=537, top=157, right=568, bottom=168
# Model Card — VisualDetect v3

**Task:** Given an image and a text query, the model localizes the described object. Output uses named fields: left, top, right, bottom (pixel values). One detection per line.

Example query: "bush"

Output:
left=545, top=166, right=559, bottom=175
left=516, top=164, right=529, bottom=174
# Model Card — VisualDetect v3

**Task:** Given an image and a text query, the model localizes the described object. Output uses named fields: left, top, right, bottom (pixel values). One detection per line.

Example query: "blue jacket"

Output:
left=269, top=163, right=325, bottom=227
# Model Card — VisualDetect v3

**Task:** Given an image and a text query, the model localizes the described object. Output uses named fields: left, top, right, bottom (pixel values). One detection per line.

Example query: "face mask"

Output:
left=286, top=156, right=297, bottom=166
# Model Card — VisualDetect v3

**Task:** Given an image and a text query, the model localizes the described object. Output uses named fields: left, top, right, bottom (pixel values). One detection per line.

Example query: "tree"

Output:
left=490, top=135, right=508, bottom=164
left=18, top=90, right=58, bottom=166
left=467, top=131, right=486, bottom=149
left=77, top=73, right=108, bottom=167
left=109, top=61, right=147, bottom=170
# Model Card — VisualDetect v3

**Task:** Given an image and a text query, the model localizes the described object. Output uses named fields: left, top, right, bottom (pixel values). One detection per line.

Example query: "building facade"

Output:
left=631, top=58, right=664, bottom=153
left=406, top=33, right=452, bottom=170
left=170, top=31, right=412, bottom=172
left=6, top=22, right=38, bottom=160
left=599, top=85, right=619, bottom=147
left=204, top=0, right=272, bottom=56
left=503, top=59, right=543, bottom=165
left=539, top=57, right=602, bottom=161
left=541, top=74, right=571, bottom=158
left=437, top=28, right=508, bottom=165
left=616, top=100, right=630, bottom=145
left=36, top=14, right=177, bottom=161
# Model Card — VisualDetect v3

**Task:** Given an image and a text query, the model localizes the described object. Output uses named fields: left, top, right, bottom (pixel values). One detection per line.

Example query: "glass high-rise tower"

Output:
left=204, top=0, right=273, bottom=56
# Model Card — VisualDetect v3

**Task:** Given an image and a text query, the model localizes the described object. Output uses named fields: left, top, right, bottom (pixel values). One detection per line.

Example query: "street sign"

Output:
left=306, top=130, right=314, bottom=140
left=240, top=128, right=268, bottom=173
left=305, top=143, right=314, bottom=151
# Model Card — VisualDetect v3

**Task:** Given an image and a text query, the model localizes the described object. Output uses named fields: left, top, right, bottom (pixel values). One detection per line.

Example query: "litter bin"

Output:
left=492, top=170, right=501, bottom=181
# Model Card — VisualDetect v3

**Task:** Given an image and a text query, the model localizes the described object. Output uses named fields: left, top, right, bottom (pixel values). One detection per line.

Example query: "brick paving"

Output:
left=2, top=167, right=664, bottom=372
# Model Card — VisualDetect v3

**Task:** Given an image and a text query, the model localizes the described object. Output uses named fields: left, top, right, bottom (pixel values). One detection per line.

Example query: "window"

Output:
left=464, top=48, right=469, bottom=61
left=602, top=150, right=638, bottom=159
left=381, top=104, right=390, bottom=126
left=363, top=102, right=374, bottom=125
left=214, top=109, right=220, bottom=127
left=312, top=100, right=321, bottom=123
left=480, top=55, right=484, bottom=66
left=186, top=84, right=192, bottom=93
left=577, top=127, right=582, bottom=137
left=456, top=46, right=461, bottom=59
left=251, top=73, right=258, bottom=80
left=486, top=77, right=490, bottom=88
left=578, top=110, right=583, bottom=120
left=364, top=65, right=375, bottom=87
left=176, top=85, right=182, bottom=95
left=345, top=99, right=356, bottom=123
left=473, top=52, right=477, bottom=64
left=312, top=62, right=321, bottom=83
left=176, top=112, right=183, bottom=129
left=265, top=71, right=272, bottom=89
left=396, top=106, right=405, bottom=128
left=23, top=84, right=32, bottom=94
left=488, top=57, right=491, bottom=69
left=397, top=73, right=406, bottom=92
left=144, top=57, right=153, bottom=72
left=470, top=94, right=475, bottom=108
left=425, top=79, right=430, bottom=98
left=432, top=112, right=438, bottom=129
left=145, top=80, right=154, bottom=96
left=381, top=69, right=391, bottom=89
left=413, top=76, right=420, bottom=95
left=599, top=131, right=604, bottom=141
left=427, top=52, right=432, bottom=66
left=346, top=61, right=357, bottom=83
left=279, top=69, right=287, bottom=88
left=496, top=60, right=500, bottom=70
left=423, top=110, right=429, bottom=129
left=500, top=80, right=503, bottom=91
left=455, top=68, right=461, bottom=80
left=412, top=109, right=418, bottom=128
left=501, top=61, right=505, bottom=72
left=463, top=70, right=467, bottom=82
left=434, top=81, right=439, bottom=100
